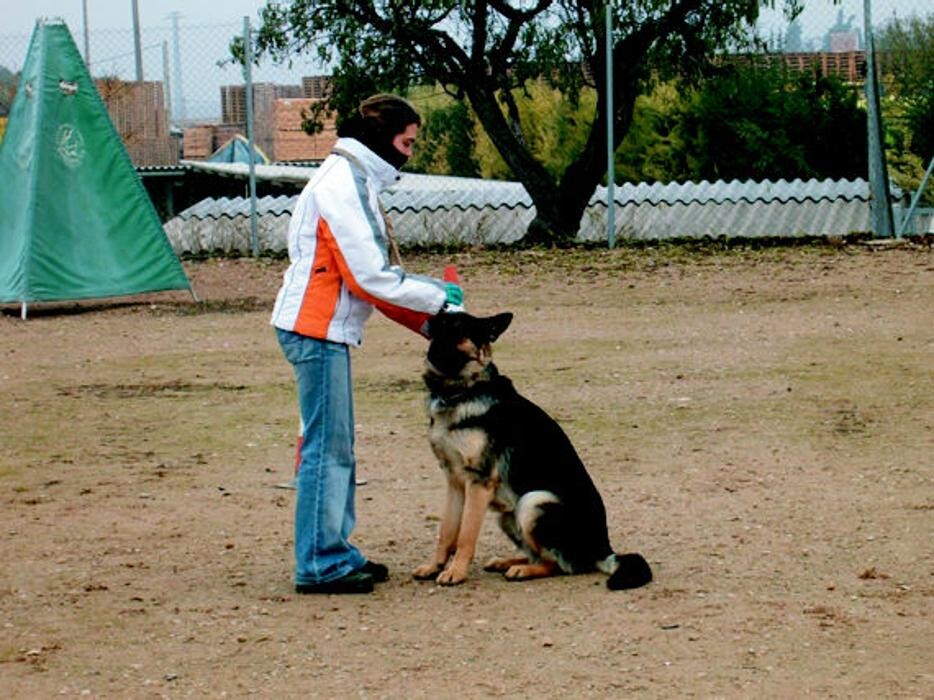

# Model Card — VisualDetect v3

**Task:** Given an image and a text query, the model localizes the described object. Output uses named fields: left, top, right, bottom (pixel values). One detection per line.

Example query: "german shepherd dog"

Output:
left=412, top=311, right=653, bottom=590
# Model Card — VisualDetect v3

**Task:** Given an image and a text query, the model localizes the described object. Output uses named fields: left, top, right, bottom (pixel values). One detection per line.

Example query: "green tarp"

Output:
left=0, top=19, right=192, bottom=310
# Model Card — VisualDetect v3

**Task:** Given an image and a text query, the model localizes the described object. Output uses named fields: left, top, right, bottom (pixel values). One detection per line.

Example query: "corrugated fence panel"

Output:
left=163, top=176, right=882, bottom=255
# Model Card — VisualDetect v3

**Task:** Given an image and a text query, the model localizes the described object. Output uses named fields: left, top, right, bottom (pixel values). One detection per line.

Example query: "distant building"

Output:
left=302, top=75, right=330, bottom=100
left=823, top=10, right=862, bottom=53
left=828, top=31, right=860, bottom=53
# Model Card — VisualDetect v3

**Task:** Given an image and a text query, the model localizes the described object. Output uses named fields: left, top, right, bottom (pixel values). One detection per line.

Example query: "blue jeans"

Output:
left=276, top=329, right=366, bottom=585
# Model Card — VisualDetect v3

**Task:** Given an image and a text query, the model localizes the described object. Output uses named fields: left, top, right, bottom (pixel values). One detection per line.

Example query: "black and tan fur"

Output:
left=412, top=312, right=652, bottom=590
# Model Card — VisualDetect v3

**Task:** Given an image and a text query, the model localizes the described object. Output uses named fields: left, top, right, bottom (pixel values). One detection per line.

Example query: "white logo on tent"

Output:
left=56, top=124, right=85, bottom=169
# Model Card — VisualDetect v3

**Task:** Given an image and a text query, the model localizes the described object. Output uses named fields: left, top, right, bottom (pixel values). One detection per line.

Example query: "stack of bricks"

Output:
left=272, top=97, right=337, bottom=162
left=97, top=79, right=178, bottom=165
left=181, top=125, right=214, bottom=160
left=781, top=51, right=867, bottom=83
left=184, top=79, right=338, bottom=163
left=726, top=51, right=871, bottom=84
left=220, top=82, right=306, bottom=159
left=182, top=123, right=256, bottom=161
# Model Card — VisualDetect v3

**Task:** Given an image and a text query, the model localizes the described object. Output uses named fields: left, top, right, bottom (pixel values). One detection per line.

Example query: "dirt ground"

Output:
left=1, top=242, right=931, bottom=698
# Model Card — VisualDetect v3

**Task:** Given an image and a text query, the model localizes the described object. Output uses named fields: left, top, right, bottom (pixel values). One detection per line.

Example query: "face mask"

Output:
left=377, top=144, right=408, bottom=169
left=338, top=115, right=411, bottom=169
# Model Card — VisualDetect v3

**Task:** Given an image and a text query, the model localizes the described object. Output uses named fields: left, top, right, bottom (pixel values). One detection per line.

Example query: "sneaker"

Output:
left=295, top=571, right=374, bottom=595
left=360, top=560, right=389, bottom=583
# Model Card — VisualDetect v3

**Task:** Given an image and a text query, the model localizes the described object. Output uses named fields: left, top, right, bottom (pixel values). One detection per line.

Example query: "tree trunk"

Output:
left=525, top=169, right=597, bottom=247
left=461, top=32, right=641, bottom=247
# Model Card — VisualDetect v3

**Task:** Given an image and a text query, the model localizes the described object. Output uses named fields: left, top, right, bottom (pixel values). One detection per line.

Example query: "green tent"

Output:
left=0, top=19, right=193, bottom=318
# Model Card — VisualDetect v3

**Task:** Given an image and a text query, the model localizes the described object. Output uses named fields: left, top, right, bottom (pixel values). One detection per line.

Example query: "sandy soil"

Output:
left=1, top=243, right=932, bottom=698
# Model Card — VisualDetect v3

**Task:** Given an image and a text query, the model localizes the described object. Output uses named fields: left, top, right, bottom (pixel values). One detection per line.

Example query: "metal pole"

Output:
left=131, top=0, right=143, bottom=81
left=169, top=12, right=186, bottom=122
left=863, top=0, right=894, bottom=238
left=244, top=17, right=259, bottom=257
left=896, top=156, right=934, bottom=237
left=605, top=2, right=616, bottom=249
left=81, top=0, right=91, bottom=70
left=162, top=41, right=173, bottom=126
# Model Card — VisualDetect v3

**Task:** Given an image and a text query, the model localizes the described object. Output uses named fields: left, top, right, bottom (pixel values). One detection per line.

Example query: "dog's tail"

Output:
left=599, top=552, right=653, bottom=590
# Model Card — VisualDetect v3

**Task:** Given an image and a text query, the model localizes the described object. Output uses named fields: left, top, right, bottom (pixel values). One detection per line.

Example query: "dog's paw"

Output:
left=412, top=563, right=443, bottom=580
left=484, top=556, right=529, bottom=572
left=504, top=562, right=557, bottom=581
left=436, top=566, right=468, bottom=586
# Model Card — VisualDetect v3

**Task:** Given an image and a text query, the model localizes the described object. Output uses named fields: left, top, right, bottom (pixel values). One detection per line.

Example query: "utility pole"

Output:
left=162, top=41, right=173, bottom=125
left=81, top=0, right=91, bottom=70
left=605, top=2, right=616, bottom=249
left=169, top=12, right=187, bottom=122
left=131, top=0, right=143, bottom=81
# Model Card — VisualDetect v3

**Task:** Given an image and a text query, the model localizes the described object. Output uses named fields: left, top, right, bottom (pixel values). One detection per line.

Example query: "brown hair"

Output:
left=336, top=93, right=421, bottom=168
left=358, top=93, right=421, bottom=133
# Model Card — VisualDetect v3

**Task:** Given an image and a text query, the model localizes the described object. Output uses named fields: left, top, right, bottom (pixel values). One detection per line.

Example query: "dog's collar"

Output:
left=425, top=365, right=497, bottom=408
left=429, top=389, right=473, bottom=408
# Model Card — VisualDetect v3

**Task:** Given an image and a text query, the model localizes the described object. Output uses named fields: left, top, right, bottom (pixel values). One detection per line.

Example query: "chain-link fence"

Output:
left=0, top=0, right=930, bottom=240
left=0, top=16, right=331, bottom=164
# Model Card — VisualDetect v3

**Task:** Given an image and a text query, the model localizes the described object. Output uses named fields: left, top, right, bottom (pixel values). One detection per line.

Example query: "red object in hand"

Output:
left=443, top=265, right=460, bottom=283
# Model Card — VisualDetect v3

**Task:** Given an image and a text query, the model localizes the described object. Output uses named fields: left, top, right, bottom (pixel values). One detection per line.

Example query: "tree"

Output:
left=0, top=66, right=17, bottom=117
left=614, top=82, right=687, bottom=184
left=248, top=1, right=807, bottom=245
left=876, top=13, right=934, bottom=206
left=677, top=62, right=866, bottom=182
left=407, top=97, right=482, bottom=177
left=877, top=14, right=934, bottom=163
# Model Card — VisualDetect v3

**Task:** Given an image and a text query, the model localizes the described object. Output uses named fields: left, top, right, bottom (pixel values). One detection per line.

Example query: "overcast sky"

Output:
left=2, top=0, right=910, bottom=122
left=5, top=0, right=901, bottom=38
left=4, top=0, right=271, bottom=35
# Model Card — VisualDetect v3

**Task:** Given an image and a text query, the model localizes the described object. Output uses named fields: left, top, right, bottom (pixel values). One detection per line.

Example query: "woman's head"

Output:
left=338, top=93, right=421, bottom=169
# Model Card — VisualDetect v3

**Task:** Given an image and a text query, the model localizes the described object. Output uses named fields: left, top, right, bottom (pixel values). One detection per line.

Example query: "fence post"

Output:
left=864, top=0, right=895, bottom=238
left=81, top=0, right=91, bottom=70
left=243, top=16, right=259, bottom=257
left=605, top=2, right=616, bottom=249
left=131, top=0, right=143, bottom=81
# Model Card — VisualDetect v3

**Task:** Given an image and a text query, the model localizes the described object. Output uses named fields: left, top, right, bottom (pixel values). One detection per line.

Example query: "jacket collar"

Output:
left=331, top=137, right=400, bottom=190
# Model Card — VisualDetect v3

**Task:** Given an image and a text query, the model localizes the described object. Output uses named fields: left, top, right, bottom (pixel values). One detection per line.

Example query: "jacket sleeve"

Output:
left=314, top=162, right=447, bottom=335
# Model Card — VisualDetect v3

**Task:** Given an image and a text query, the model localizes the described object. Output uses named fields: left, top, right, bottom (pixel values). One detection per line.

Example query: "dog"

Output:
left=412, top=311, right=652, bottom=590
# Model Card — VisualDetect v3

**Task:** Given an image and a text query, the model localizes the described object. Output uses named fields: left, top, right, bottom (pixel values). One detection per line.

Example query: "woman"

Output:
left=271, top=94, right=463, bottom=594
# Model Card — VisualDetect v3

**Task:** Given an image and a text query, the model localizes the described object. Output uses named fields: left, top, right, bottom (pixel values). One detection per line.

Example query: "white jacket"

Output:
left=271, top=137, right=447, bottom=346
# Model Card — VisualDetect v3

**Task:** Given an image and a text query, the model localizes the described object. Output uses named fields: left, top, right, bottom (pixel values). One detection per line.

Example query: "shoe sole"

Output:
left=295, top=573, right=374, bottom=594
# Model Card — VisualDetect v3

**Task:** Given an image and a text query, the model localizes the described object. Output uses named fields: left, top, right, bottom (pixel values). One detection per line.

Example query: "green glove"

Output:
left=444, top=282, right=465, bottom=311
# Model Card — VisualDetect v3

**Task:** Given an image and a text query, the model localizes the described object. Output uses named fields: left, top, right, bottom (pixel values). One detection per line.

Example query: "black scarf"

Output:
left=336, top=114, right=409, bottom=169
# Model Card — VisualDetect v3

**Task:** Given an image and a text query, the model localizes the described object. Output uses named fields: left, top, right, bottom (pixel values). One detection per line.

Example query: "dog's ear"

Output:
left=484, top=313, right=513, bottom=343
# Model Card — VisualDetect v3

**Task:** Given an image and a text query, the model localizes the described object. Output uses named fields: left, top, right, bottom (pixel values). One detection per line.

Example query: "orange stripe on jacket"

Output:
left=293, top=219, right=342, bottom=338
left=318, top=218, right=432, bottom=337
